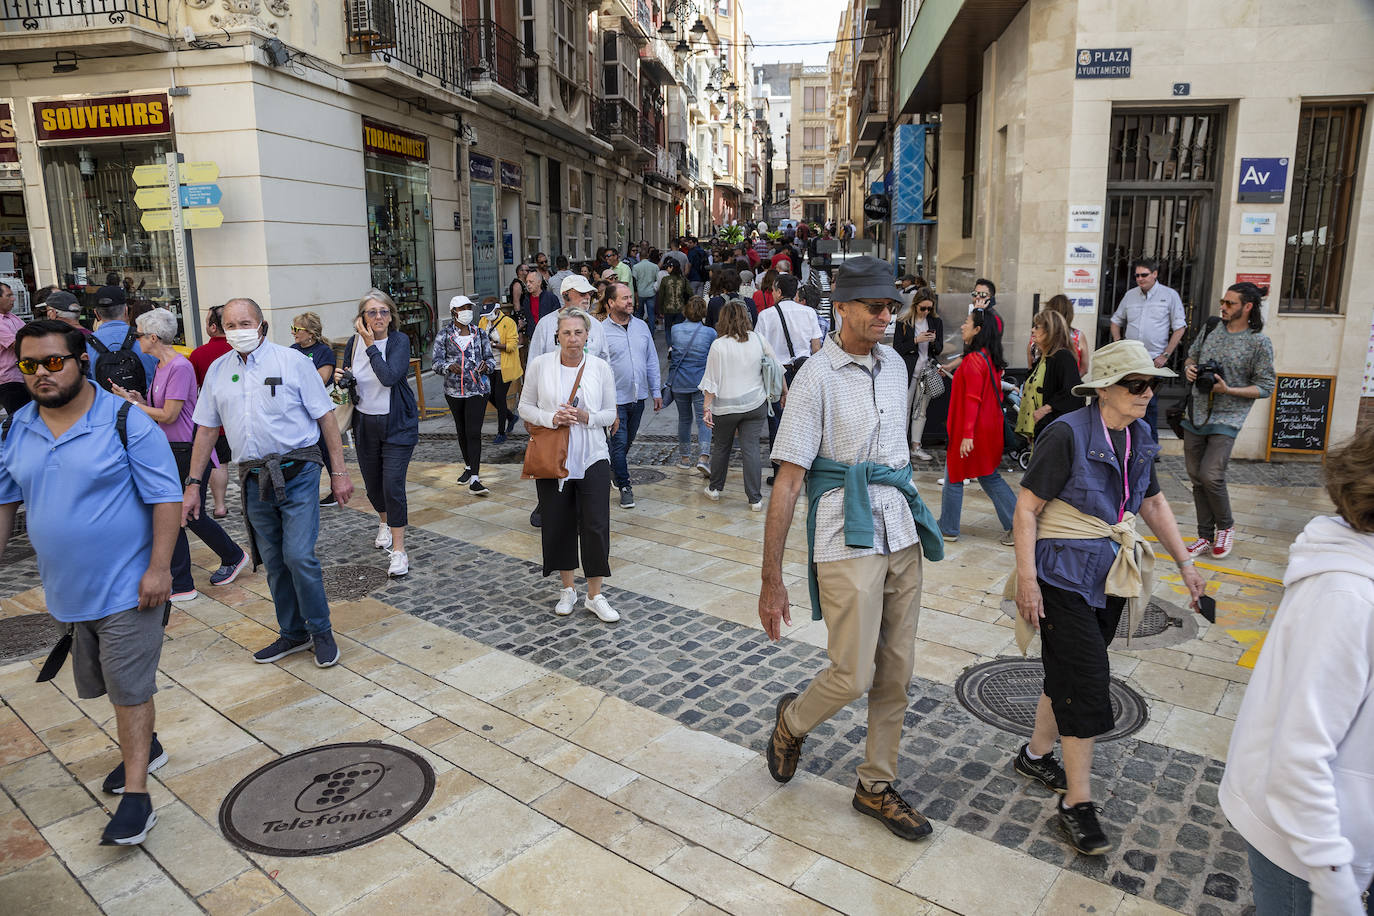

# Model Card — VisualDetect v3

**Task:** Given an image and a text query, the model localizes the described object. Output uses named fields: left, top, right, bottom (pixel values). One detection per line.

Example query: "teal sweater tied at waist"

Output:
left=804, top=457, right=945, bottom=621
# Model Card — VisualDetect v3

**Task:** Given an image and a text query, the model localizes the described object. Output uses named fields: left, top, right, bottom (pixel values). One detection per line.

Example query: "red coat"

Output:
left=945, top=349, right=1004, bottom=483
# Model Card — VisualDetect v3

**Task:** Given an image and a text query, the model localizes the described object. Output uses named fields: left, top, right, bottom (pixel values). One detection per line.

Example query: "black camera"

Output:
left=336, top=370, right=358, bottom=392
left=1194, top=360, right=1224, bottom=393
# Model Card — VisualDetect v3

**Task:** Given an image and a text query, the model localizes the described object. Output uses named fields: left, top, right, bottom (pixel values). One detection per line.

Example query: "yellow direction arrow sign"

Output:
left=134, top=186, right=173, bottom=209
left=131, top=160, right=220, bottom=187
left=140, top=207, right=224, bottom=231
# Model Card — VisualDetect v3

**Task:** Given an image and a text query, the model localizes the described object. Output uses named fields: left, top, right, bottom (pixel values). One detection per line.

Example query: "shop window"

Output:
left=41, top=140, right=184, bottom=336
left=364, top=152, right=436, bottom=346
left=569, top=167, right=582, bottom=210
left=1280, top=101, right=1365, bottom=315
left=524, top=151, right=541, bottom=203
left=525, top=205, right=541, bottom=262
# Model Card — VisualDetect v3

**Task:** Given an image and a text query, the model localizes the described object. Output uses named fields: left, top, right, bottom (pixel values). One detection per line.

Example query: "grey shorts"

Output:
left=72, top=604, right=167, bottom=706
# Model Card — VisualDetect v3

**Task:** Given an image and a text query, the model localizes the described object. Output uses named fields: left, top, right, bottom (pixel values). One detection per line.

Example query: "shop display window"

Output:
left=41, top=140, right=184, bottom=337
left=365, top=153, right=437, bottom=350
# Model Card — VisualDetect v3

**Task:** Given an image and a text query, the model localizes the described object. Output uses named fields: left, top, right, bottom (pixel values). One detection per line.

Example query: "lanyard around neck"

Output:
left=1100, top=411, right=1131, bottom=522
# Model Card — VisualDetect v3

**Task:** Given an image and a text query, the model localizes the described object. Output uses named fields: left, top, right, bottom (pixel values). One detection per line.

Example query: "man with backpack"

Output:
left=0, top=319, right=183, bottom=847
left=87, top=285, right=157, bottom=394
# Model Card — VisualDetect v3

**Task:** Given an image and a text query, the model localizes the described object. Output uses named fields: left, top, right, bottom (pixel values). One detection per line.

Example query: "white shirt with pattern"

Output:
left=771, top=334, right=917, bottom=563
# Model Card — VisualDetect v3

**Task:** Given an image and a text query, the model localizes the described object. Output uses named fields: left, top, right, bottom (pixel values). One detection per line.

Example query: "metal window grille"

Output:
left=1279, top=101, right=1365, bottom=314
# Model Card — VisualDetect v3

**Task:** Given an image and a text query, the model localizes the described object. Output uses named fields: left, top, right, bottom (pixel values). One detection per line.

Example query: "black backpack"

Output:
left=89, top=328, right=148, bottom=394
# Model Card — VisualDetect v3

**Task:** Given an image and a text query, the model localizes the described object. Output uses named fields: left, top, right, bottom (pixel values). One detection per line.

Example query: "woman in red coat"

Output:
left=939, top=307, right=1018, bottom=544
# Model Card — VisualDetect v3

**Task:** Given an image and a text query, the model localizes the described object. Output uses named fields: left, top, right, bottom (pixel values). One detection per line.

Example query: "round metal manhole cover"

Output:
left=321, top=565, right=390, bottom=602
left=955, top=659, right=1148, bottom=743
left=1113, top=597, right=1199, bottom=650
left=628, top=468, right=667, bottom=485
left=218, top=742, right=434, bottom=856
left=0, top=613, right=59, bottom=663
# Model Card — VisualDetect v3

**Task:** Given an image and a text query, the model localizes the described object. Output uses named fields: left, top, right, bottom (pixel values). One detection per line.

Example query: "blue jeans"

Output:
left=243, top=464, right=333, bottom=642
left=939, top=472, right=1018, bottom=537
left=1144, top=396, right=1159, bottom=437
left=674, top=389, right=710, bottom=459
left=1248, top=842, right=1373, bottom=915
left=609, top=400, right=646, bottom=489
left=637, top=295, right=657, bottom=330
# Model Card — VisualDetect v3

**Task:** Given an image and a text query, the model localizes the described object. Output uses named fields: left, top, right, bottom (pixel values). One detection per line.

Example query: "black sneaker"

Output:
left=457, top=469, right=474, bottom=485
left=619, top=486, right=636, bottom=509
left=253, top=635, right=312, bottom=664
left=209, top=551, right=250, bottom=587
left=313, top=630, right=340, bottom=668
left=100, top=792, right=156, bottom=846
left=1013, top=743, right=1067, bottom=794
left=530, top=508, right=542, bottom=528
left=320, top=492, right=338, bottom=507
left=102, top=733, right=169, bottom=795
left=469, top=479, right=490, bottom=497
left=1058, top=800, right=1111, bottom=855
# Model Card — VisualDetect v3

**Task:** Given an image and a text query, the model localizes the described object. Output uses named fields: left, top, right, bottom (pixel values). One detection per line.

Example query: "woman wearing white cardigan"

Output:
left=518, top=307, right=621, bottom=622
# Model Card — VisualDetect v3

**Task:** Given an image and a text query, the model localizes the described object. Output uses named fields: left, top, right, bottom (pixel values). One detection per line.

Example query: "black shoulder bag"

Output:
left=1165, top=316, right=1220, bottom=439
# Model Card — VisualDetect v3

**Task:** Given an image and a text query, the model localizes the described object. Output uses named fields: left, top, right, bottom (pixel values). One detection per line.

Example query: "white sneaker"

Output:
left=1211, top=527, right=1236, bottom=559
left=749, top=500, right=764, bottom=512
left=704, top=487, right=721, bottom=501
left=374, top=523, right=393, bottom=550
left=1185, top=537, right=1212, bottom=559
left=586, top=594, right=620, bottom=622
left=387, top=550, right=409, bottom=577
left=911, top=447, right=933, bottom=462
left=170, top=589, right=199, bottom=603
left=554, top=587, right=577, bottom=616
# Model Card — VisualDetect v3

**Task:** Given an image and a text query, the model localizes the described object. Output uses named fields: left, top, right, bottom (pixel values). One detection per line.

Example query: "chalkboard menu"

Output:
left=1267, top=374, right=1335, bottom=458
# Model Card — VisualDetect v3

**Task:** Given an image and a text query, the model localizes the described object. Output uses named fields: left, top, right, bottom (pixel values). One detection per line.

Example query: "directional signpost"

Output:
left=133, top=154, right=224, bottom=346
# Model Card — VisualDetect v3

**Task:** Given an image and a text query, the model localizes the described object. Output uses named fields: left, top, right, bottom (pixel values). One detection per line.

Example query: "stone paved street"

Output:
left=0, top=420, right=1326, bottom=914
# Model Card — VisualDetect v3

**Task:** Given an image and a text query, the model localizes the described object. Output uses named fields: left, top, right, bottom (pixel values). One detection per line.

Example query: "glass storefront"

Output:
left=362, top=118, right=436, bottom=351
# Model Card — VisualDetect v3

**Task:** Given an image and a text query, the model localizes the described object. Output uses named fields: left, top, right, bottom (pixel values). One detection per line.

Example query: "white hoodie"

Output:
left=1220, top=516, right=1374, bottom=914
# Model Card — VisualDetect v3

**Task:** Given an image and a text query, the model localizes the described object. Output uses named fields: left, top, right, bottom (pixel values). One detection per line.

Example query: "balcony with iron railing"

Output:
left=0, top=0, right=174, bottom=61
left=463, top=18, right=537, bottom=106
left=594, top=97, right=653, bottom=158
left=343, top=0, right=470, bottom=110
left=853, top=76, right=889, bottom=156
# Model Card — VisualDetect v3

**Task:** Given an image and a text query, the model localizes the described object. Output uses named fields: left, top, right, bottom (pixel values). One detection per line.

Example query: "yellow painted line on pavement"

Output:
left=1226, top=629, right=1268, bottom=670
left=1141, top=535, right=1284, bottom=584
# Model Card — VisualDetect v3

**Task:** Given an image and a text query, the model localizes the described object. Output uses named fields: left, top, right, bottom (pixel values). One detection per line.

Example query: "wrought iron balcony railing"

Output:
left=595, top=97, right=652, bottom=152
left=1, top=0, right=166, bottom=27
left=344, top=0, right=469, bottom=95
left=464, top=18, right=537, bottom=104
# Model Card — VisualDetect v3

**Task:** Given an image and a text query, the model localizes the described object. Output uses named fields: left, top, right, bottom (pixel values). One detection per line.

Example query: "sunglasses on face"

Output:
left=856, top=302, right=895, bottom=316
left=1116, top=377, right=1164, bottom=395
left=290, top=325, right=306, bottom=333
left=18, top=353, right=82, bottom=375
left=364, top=309, right=390, bottom=318
left=971, top=291, right=990, bottom=300
left=1219, top=298, right=1242, bottom=308
left=1135, top=272, right=1153, bottom=279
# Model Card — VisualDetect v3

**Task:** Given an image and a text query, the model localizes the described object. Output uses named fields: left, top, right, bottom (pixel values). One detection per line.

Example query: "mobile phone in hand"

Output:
left=1197, top=595, right=1216, bottom=623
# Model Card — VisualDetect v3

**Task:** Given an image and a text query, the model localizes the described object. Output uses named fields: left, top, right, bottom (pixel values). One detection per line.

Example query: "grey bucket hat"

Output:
left=832, top=255, right=899, bottom=302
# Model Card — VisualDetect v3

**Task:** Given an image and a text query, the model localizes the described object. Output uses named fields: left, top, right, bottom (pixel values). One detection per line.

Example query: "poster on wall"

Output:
left=470, top=182, right=498, bottom=302
left=1064, top=265, right=1099, bottom=290
left=1240, top=212, right=1276, bottom=235
left=1067, top=205, right=1103, bottom=233
left=1072, top=295, right=1096, bottom=314
left=1065, top=241, right=1100, bottom=264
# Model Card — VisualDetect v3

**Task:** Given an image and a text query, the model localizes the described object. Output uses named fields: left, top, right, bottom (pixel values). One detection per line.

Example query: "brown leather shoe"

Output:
left=766, top=692, right=805, bottom=783
left=852, top=781, right=933, bottom=840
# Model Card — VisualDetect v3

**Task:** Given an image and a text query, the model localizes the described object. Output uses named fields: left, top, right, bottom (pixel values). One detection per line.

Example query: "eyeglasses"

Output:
left=290, top=325, right=306, bottom=333
left=1135, top=272, right=1153, bottom=279
left=1219, top=298, right=1242, bottom=307
left=970, top=291, right=990, bottom=300
left=17, top=353, right=81, bottom=375
left=856, top=302, right=895, bottom=316
left=364, top=309, right=391, bottom=318
left=1115, top=377, right=1164, bottom=395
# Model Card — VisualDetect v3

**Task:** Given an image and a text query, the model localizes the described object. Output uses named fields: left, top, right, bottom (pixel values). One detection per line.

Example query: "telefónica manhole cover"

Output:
left=218, top=742, right=434, bottom=856
left=955, top=659, right=1148, bottom=743
left=1113, top=596, right=1199, bottom=650
left=321, top=565, right=390, bottom=602
left=628, top=468, right=667, bottom=485
left=0, top=613, right=59, bottom=663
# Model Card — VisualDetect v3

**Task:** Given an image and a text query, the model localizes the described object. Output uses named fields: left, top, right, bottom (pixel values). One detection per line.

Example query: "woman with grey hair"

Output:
left=113, top=307, right=248, bottom=600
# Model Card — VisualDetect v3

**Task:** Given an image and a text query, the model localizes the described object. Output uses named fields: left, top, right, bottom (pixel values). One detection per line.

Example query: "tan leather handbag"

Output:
left=520, top=360, right=587, bottom=479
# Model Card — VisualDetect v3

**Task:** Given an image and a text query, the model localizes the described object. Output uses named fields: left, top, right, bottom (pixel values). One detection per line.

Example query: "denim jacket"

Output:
left=431, top=321, right=497, bottom=399
left=667, top=320, right=716, bottom=392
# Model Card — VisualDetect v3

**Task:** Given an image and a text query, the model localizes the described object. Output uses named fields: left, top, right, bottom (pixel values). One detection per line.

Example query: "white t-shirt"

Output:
left=699, top=331, right=779, bottom=415
left=353, top=337, right=391, bottom=415
left=755, top=299, right=821, bottom=365
left=559, top=360, right=595, bottom=480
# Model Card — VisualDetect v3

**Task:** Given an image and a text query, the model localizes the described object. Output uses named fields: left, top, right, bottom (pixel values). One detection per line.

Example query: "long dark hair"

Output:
left=1227, top=282, right=1265, bottom=331
left=964, top=307, right=1006, bottom=370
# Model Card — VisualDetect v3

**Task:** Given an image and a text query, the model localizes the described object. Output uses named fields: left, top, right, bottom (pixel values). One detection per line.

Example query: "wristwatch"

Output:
left=184, top=476, right=202, bottom=488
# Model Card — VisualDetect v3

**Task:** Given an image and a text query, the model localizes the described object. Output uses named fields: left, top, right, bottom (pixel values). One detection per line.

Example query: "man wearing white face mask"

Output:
left=432, top=295, right=497, bottom=496
left=182, top=297, right=354, bottom=669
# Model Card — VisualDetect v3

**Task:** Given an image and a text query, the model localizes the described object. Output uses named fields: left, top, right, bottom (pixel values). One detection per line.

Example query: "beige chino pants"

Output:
left=783, top=543, right=923, bottom=790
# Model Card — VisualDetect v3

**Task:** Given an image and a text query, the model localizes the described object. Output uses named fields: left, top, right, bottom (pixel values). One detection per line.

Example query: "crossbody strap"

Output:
left=565, top=359, right=587, bottom=404
left=778, top=304, right=798, bottom=361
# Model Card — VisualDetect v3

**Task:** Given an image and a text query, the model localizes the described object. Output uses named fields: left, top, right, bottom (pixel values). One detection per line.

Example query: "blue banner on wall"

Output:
left=892, top=124, right=933, bottom=226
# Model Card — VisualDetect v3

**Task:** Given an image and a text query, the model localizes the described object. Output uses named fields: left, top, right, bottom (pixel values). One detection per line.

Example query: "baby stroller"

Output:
left=1000, top=379, right=1033, bottom=471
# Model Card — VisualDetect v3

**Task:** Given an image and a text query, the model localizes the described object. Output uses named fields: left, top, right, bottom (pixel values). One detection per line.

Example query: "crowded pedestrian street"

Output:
left=0, top=404, right=1328, bottom=913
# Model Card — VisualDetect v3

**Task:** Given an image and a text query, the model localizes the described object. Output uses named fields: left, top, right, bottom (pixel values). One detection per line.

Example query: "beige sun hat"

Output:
left=1072, top=339, right=1176, bottom=397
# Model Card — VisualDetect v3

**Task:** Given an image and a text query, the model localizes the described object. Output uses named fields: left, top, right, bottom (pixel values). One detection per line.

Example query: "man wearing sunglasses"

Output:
left=1010, top=338, right=1206, bottom=857
left=0, top=320, right=183, bottom=847
left=1109, top=258, right=1187, bottom=435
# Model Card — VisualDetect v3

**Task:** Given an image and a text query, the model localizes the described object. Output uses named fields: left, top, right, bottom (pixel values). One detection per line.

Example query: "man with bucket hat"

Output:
left=1007, top=339, right=1207, bottom=855
left=759, top=255, right=944, bottom=842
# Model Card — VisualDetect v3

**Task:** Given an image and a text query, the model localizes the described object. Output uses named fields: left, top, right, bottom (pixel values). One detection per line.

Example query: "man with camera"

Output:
left=1181, top=282, right=1275, bottom=560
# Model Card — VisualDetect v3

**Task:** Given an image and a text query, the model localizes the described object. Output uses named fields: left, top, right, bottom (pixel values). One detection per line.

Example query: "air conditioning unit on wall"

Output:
left=346, top=0, right=396, bottom=51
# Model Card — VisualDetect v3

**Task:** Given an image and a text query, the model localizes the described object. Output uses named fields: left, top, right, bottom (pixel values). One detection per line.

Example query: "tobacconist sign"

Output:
left=33, top=93, right=172, bottom=143
left=362, top=118, right=428, bottom=163
left=0, top=104, right=16, bottom=163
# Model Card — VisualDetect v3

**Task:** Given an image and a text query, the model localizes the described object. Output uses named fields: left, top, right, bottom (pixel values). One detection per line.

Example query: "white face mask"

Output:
left=455, top=310, right=473, bottom=326
left=225, top=327, right=262, bottom=354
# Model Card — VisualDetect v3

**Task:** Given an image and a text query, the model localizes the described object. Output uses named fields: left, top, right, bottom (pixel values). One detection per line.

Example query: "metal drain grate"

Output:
left=1114, top=596, right=1199, bottom=650
left=628, top=468, right=667, bottom=485
left=0, top=613, right=59, bottom=664
left=321, top=565, right=390, bottom=602
left=954, top=658, right=1148, bottom=743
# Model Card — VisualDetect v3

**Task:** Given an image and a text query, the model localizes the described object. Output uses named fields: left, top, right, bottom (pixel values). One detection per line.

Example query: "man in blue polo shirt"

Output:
left=0, top=319, right=182, bottom=848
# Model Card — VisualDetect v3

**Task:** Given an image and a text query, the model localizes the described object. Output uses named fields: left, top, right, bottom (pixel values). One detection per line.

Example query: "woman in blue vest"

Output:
left=1009, top=339, right=1206, bottom=858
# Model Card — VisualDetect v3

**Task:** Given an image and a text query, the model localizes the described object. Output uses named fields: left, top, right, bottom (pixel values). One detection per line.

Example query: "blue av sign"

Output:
left=1075, top=48, right=1131, bottom=79
left=1237, top=157, right=1288, bottom=203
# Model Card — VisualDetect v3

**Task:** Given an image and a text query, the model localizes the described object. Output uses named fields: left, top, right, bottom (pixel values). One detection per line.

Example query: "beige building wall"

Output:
left=966, top=0, right=1374, bottom=458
